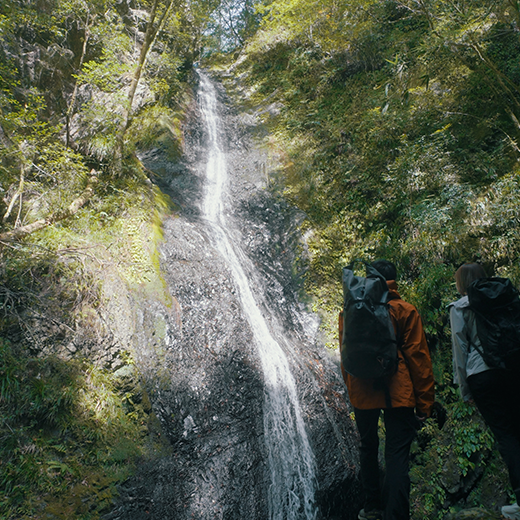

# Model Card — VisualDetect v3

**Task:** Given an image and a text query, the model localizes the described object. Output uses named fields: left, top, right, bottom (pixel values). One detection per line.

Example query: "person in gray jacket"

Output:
left=449, top=263, right=491, bottom=403
left=449, top=263, right=520, bottom=520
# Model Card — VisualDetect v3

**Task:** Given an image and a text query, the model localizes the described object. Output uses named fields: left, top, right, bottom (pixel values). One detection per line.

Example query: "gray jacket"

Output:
left=448, top=296, right=491, bottom=401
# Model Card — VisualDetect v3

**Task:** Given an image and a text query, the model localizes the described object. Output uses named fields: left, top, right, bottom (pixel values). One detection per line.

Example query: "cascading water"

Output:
left=198, top=72, right=318, bottom=520
left=105, top=68, right=361, bottom=520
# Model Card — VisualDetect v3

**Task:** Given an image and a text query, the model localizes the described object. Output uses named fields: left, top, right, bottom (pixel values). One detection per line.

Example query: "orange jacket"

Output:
left=339, top=280, right=435, bottom=416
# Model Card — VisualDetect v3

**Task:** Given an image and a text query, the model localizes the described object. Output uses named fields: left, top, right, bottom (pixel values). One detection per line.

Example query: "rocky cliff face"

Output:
left=104, top=74, right=362, bottom=519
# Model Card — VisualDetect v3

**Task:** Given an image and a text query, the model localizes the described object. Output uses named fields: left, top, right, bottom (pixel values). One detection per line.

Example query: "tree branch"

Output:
left=0, top=170, right=98, bottom=244
left=3, top=163, right=25, bottom=222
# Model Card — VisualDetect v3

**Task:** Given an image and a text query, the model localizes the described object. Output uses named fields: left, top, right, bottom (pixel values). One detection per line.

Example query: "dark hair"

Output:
left=371, top=260, right=397, bottom=281
left=455, top=263, right=487, bottom=295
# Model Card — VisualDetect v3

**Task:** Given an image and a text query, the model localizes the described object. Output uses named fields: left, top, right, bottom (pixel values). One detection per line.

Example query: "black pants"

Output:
left=354, top=407, right=417, bottom=520
left=468, top=369, right=520, bottom=503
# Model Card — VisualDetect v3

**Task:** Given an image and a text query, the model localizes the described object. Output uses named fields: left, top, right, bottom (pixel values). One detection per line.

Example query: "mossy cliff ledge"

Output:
left=0, top=188, right=173, bottom=518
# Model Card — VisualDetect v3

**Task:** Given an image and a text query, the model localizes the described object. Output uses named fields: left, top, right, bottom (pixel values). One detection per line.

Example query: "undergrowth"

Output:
left=0, top=337, right=148, bottom=519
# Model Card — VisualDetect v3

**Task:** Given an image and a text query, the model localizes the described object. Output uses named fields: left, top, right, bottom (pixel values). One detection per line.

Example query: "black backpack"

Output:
left=467, top=277, right=520, bottom=371
left=341, top=261, right=398, bottom=380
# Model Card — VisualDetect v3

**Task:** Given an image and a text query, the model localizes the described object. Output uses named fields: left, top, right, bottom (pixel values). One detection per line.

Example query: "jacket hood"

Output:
left=448, top=295, right=469, bottom=309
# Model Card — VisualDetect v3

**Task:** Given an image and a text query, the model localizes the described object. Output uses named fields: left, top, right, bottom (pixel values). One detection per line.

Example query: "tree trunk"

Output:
left=112, top=0, right=174, bottom=174
left=3, top=164, right=25, bottom=223
left=66, top=11, right=92, bottom=148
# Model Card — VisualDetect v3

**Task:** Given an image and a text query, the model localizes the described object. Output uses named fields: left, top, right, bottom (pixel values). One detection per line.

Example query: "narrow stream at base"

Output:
left=198, top=71, right=318, bottom=520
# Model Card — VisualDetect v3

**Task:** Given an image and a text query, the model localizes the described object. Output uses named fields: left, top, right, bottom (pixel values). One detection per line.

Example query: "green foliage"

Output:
left=80, top=54, right=133, bottom=93
left=234, top=0, right=520, bottom=345
left=77, top=16, right=133, bottom=89
left=0, top=338, right=148, bottom=519
left=0, top=106, right=91, bottom=231
left=127, top=105, right=184, bottom=158
left=257, top=0, right=382, bottom=54
left=0, top=0, right=194, bottom=231
left=204, top=0, right=260, bottom=52
left=410, top=401, right=505, bottom=519
left=0, top=2, right=65, bottom=47
left=400, top=264, right=456, bottom=347
left=1, top=0, right=199, bottom=174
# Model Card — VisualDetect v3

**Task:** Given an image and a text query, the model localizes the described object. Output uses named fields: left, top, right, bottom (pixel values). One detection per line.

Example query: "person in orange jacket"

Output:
left=339, top=260, right=435, bottom=520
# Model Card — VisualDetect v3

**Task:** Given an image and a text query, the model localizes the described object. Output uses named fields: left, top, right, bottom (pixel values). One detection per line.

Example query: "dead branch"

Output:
left=0, top=170, right=98, bottom=244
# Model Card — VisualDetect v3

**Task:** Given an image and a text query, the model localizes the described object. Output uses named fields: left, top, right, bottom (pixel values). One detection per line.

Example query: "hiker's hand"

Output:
left=415, top=410, right=427, bottom=425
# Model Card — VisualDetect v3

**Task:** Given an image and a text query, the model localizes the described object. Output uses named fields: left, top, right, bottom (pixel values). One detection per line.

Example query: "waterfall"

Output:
left=198, top=72, right=318, bottom=520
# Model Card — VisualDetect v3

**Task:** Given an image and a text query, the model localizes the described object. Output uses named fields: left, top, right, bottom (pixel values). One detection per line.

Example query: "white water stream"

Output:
left=198, top=72, right=318, bottom=520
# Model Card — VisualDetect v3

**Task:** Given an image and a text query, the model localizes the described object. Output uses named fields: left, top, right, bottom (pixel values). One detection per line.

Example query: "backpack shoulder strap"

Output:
left=465, top=305, right=494, bottom=366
